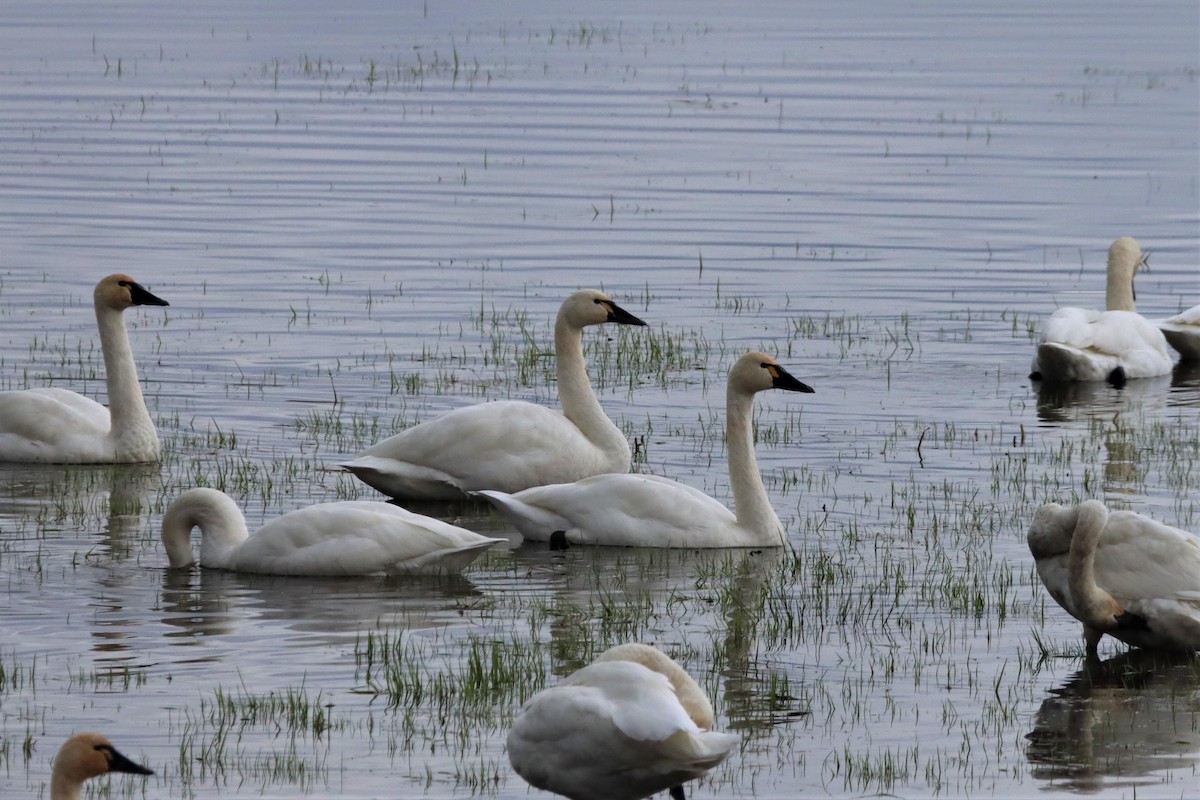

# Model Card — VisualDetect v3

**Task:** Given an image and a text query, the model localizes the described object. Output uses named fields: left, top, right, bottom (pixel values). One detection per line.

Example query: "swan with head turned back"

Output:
left=1029, top=237, right=1173, bottom=386
left=51, top=732, right=152, bottom=800
left=341, top=289, right=647, bottom=501
left=1155, top=303, right=1200, bottom=362
left=1027, top=500, right=1200, bottom=657
left=474, top=351, right=813, bottom=548
left=0, top=274, right=168, bottom=463
left=161, top=487, right=504, bottom=575
left=507, top=642, right=739, bottom=800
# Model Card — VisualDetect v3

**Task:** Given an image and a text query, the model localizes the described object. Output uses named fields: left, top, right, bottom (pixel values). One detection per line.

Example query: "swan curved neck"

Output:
left=726, top=385, right=785, bottom=545
left=554, top=314, right=627, bottom=458
left=50, top=773, right=83, bottom=800
left=161, top=493, right=250, bottom=569
left=1067, top=503, right=1118, bottom=626
left=95, top=299, right=154, bottom=442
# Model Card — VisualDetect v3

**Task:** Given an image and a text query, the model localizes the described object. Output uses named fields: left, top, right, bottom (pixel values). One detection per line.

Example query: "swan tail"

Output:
left=386, top=537, right=502, bottom=575
left=472, top=490, right=571, bottom=541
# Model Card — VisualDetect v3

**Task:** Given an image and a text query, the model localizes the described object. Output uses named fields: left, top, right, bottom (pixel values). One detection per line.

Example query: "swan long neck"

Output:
left=1067, top=502, right=1119, bottom=627
left=161, top=490, right=251, bottom=569
left=49, top=772, right=83, bottom=800
left=95, top=299, right=154, bottom=442
left=726, top=384, right=784, bottom=545
left=1105, top=243, right=1137, bottom=312
left=554, top=313, right=628, bottom=463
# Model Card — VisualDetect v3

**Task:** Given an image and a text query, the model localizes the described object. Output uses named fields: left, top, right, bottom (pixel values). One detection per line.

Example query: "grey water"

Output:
left=0, top=0, right=1198, bottom=798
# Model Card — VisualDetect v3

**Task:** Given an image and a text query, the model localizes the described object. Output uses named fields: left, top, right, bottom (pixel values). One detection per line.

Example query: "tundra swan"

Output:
left=52, top=732, right=152, bottom=800
left=474, top=351, right=813, bottom=548
left=161, top=487, right=504, bottom=575
left=1027, top=500, right=1200, bottom=656
left=0, top=274, right=168, bottom=463
left=508, top=643, right=738, bottom=800
left=342, top=289, right=647, bottom=501
left=1156, top=303, right=1200, bottom=362
left=1029, top=237, right=1173, bottom=385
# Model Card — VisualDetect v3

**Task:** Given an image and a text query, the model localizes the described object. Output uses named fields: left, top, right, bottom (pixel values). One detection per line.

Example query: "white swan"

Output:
left=161, top=487, right=504, bottom=576
left=508, top=643, right=738, bottom=800
left=1029, top=236, right=1173, bottom=385
left=1027, top=500, right=1200, bottom=656
left=52, top=732, right=152, bottom=800
left=0, top=274, right=168, bottom=463
left=341, top=289, right=647, bottom=501
left=1156, top=303, right=1200, bottom=362
left=474, top=351, right=813, bottom=548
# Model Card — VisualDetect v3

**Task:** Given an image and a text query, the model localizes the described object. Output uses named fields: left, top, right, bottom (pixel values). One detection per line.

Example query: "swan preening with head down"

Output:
left=474, top=351, right=812, bottom=548
left=341, top=289, right=647, bottom=501
left=161, top=487, right=503, bottom=575
left=0, top=274, right=168, bottom=463
left=1028, top=500, right=1200, bottom=657
left=507, top=643, right=738, bottom=800
left=51, top=732, right=152, bottom=800
left=1029, top=237, right=1173, bottom=386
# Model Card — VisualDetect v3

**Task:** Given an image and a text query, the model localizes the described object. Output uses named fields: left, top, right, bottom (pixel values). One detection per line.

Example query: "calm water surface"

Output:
left=0, top=1, right=1198, bottom=798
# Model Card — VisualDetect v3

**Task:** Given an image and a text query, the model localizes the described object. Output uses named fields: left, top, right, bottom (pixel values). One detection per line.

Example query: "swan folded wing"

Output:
left=228, top=502, right=499, bottom=575
left=1093, top=512, right=1200, bottom=601
left=356, top=401, right=620, bottom=493
left=1164, top=305, right=1200, bottom=326
left=0, top=389, right=110, bottom=440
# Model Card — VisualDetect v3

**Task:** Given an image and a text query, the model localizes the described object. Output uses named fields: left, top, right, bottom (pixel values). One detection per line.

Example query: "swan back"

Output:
left=594, top=643, right=716, bottom=728
left=51, top=732, right=152, bottom=800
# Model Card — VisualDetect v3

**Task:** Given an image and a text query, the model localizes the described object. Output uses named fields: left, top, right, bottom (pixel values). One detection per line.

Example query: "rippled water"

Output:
left=1, top=1, right=1198, bottom=798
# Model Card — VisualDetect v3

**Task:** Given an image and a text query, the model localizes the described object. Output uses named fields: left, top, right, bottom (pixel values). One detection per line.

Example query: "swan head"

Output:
left=53, top=732, right=153, bottom=788
left=1027, top=502, right=1076, bottom=559
left=1105, top=236, right=1143, bottom=310
left=559, top=289, right=647, bottom=329
left=729, top=351, right=814, bottom=396
left=594, top=643, right=715, bottom=729
left=95, top=274, right=170, bottom=312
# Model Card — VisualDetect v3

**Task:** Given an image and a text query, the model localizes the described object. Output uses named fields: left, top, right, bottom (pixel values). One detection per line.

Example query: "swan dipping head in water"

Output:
left=162, top=487, right=504, bottom=576
left=507, top=643, right=738, bottom=800
left=0, top=274, right=168, bottom=463
left=51, top=732, right=152, bottom=800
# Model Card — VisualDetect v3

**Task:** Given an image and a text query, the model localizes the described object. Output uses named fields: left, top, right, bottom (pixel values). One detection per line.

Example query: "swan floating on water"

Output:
left=1156, top=303, right=1200, bottom=362
left=0, top=274, right=168, bottom=463
left=474, top=351, right=812, bottom=548
left=51, top=732, right=152, bottom=800
left=1029, top=237, right=1173, bottom=385
left=1027, top=500, right=1200, bottom=656
left=507, top=642, right=738, bottom=800
left=342, top=289, right=647, bottom=501
left=161, top=487, right=504, bottom=576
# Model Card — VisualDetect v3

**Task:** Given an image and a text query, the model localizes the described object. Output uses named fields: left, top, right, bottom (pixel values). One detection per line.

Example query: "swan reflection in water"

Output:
left=1025, top=650, right=1200, bottom=792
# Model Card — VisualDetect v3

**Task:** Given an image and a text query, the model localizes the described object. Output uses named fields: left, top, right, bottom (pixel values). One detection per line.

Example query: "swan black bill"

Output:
left=103, top=745, right=154, bottom=776
left=764, top=363, right=814, bottom=393
left=603, top=300, right=648, bottom=327
left=670, top=785, right=687, bottom=800
left=127, top=281, right=170, bottom=307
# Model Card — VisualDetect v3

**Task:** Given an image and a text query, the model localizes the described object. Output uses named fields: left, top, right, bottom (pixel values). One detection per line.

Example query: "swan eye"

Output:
left=118, top=280, right=131, bottom=288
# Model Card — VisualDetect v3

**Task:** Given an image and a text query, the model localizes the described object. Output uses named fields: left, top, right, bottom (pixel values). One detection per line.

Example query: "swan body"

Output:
left=1030, top=237, right=1173, bottom=384
left=342, top=289, right=647, bottom=500
left=1156, top=303, right=1200, bottom=362
left=52, top=732, right=152, bottom=800
left=508, top=643, right=738, bottom=800
left=161, top=487, right=504, bottom=576
left=475, top=352, right=813, bottom=548
left=1028, top=500, right=1200, bottom=656
left=0, top=274, right=168, bottom=463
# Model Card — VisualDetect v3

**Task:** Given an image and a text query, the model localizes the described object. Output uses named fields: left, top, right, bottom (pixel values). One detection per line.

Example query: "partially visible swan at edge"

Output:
left=1027, top=499, right=1200, bottom=657
left=161, top=487, right=504, bottom=575
left=52, top=732, right=152, bottom=800
left=1029, top=236, right=1173, bottom=385
left=1156, top=303, right=1200, bottom=362
left=474, top=351, right=813, bottom=548
left=508, top=642, right=739, bottom=800
left=341, top=289, right=647, bottom=501
left=0, top=274, right=168, bottom=463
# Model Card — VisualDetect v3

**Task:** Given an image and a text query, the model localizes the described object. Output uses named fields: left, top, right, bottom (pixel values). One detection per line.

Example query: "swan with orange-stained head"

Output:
left=51, top=732, right=152, bottom=800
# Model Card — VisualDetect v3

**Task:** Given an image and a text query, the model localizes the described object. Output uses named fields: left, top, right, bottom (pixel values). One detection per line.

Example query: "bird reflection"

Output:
left=1025, top=650, right=1200, bottom=792
left=1033, top=374, right=1171, bottom=424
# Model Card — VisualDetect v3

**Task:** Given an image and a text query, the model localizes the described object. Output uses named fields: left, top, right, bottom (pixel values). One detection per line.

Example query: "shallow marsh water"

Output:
left=0, top=1, right=1198, bottom=798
